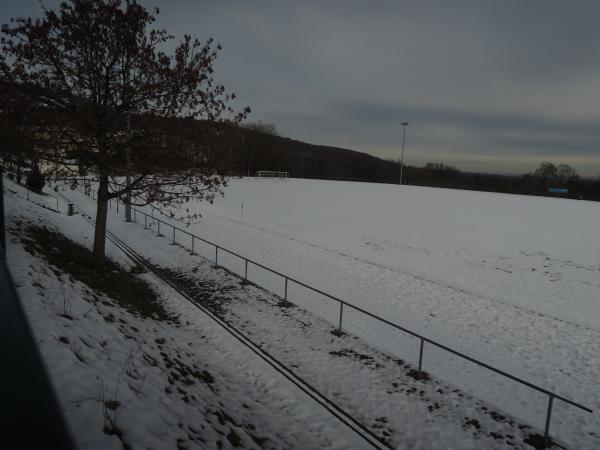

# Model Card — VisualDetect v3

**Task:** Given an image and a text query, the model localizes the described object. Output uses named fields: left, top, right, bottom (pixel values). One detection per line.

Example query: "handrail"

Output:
left=3, top=175, right=62, bottom=210
left=128, top=204, right=593, bottom=413
left=137, top=207, right=591, bottom=399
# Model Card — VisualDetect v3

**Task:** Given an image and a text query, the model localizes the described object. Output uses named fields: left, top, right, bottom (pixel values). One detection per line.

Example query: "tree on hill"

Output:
left=1, top=0, right=249, bottom=263
left=529, top=162, right=578, bottom=187
left=0, top=79, right=36, bottom=184
left=557, top=163, right=579, bottom=184
left=424, top=162, right=460, bottom=173
left=532, top=161, right=559, bottom=181
left=242, top=121, right=279, bottom=136
left=239, top=121, right=280, bottom=175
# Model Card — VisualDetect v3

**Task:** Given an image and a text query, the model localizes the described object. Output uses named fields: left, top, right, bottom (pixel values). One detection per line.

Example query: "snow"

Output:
left=6, top=176, right=599, bottom=448
left=5, top=182, right=369, bottom=450
left=107, top=177, right=599, bottom=448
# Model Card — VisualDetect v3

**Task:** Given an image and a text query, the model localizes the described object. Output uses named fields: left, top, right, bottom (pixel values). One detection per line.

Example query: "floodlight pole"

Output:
left=399, top=122, right=409, bottom=185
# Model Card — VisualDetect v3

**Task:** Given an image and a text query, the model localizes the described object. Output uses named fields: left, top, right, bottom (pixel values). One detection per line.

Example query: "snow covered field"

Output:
left=10, top=176, right=598, bottom=448
left=114, top=177, right=599, bottom=448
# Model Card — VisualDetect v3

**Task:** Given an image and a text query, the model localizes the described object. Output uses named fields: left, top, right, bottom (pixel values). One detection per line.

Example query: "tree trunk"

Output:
left=124, top=175, right=131, bottom=222
left=93, top=172, right=109, bottom=264
left=16, top=159, right=22, bottom=184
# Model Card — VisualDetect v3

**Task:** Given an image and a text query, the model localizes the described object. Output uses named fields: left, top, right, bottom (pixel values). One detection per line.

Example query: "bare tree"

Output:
left=557, top=163, right=579, bottom=184
left=0, top=79, right=37, bottom=183
left=1, top=0, right=249, bottom=263
left=532, top=161, right=559, bottom=181
left=530, top=162, right=578, bottom=187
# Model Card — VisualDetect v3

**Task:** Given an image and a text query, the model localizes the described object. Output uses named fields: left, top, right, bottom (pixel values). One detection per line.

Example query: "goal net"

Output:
left=256, top=170, right=289, bottom=180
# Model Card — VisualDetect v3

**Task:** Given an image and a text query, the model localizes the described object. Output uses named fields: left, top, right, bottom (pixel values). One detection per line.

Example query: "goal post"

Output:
left=256, top=170, right=289, bottom=180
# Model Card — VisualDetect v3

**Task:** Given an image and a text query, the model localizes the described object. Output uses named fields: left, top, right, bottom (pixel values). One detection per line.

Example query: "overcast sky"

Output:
left=3, top=1, right=600, bottom=175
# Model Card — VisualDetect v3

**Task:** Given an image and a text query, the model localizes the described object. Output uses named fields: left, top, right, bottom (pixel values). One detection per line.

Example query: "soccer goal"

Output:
left=256, top=170, right=289, bottom=180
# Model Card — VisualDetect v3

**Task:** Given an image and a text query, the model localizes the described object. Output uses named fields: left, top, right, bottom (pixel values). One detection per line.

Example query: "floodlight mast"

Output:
left=399, top=122, right=409, bottom=185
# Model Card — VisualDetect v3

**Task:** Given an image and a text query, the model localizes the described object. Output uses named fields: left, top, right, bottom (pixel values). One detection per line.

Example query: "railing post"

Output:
left=244, top=259, right=248, bottom=281
left=157, top=220, right=160, bottom=236
left=172, top=226, right=176, bottom=244
left=56, top=197, right=59, bottom=210
left=544, top=395, right=554, bottom=446
left=338, top=302, right=344, bottom=332
left=191, top=235, right=195, bottom=255
left=215, top=246, right=218, bottom=266
left=284, top=277, right=288, bottom=300
left=116, top=197, right=119, bottom=213
left=418, top=338, right=424, bottom=378
left=144, top=213, right=147, bottom=229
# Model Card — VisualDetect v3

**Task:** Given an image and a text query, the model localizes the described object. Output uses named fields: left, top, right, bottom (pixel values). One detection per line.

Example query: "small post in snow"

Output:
left=544, top=395, right=554, bottom=447
left=418, top=338, right=425, bottom=378
left=124, top=177, right=131, bottom=222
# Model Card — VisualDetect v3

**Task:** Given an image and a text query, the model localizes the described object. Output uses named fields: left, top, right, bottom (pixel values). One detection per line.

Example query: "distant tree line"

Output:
left=231, top=125, right=600, bottom=201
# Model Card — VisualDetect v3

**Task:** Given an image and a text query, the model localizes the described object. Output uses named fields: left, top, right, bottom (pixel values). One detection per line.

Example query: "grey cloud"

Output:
left=2, top=0, right=600, bottom=175
left=335, top=100, right=600, bottom=148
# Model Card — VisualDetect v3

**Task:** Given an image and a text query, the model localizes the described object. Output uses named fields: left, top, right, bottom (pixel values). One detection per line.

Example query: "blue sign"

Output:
left=548, top=187, right=568, bottom=194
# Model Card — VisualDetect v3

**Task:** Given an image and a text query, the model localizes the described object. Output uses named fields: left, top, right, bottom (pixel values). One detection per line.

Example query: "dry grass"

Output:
left=20, top=225, right=176, bottom=323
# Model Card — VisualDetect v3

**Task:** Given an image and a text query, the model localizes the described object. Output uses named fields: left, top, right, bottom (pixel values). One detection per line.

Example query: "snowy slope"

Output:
left=5, top=183, right=373, bottom=450
left=47, top=177, right=598, bottom=448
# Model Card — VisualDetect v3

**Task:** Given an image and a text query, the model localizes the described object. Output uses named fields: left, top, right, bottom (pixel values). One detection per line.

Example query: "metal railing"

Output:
left=81, top=186, right=593, bottom=445
left=24, top=185, right=61, bottom=210
left=3, top=175, right=63, bottom=211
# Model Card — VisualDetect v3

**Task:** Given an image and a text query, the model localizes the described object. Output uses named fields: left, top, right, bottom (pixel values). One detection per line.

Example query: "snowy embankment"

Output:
left=5, top=182, right=370, bottom=450
left=59, top=177, right=598, bottom=448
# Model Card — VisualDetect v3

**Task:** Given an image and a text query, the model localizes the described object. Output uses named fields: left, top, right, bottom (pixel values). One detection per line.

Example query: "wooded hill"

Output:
left=236, top=126, right=600, bottom=201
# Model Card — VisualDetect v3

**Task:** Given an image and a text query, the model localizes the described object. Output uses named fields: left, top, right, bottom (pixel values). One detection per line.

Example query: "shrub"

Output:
left=26, top=166, right=45, bottom=190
